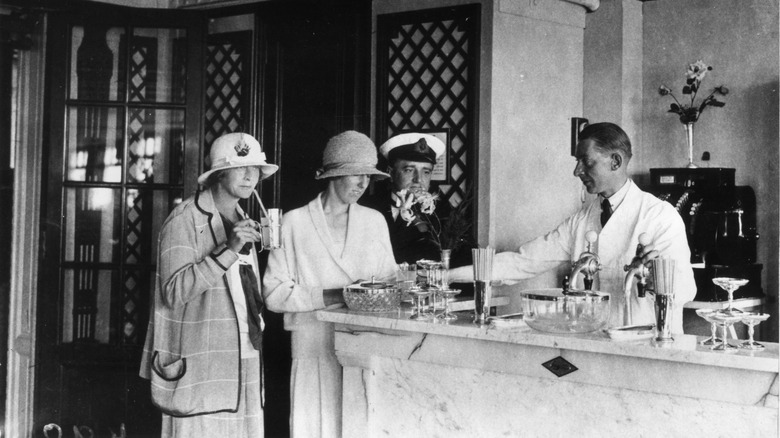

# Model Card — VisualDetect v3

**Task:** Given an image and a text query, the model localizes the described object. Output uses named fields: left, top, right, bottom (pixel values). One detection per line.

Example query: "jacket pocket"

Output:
left=150, top=351, right=195, bottom=416
left=151, top=351, right=186, bottom=381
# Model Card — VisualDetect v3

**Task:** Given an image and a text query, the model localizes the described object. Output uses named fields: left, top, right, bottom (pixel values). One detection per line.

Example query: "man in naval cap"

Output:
left=360, top=132, right=451, bottom=264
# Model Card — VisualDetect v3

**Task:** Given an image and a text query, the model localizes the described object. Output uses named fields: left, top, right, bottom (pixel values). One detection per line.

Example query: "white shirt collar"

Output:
left=601, top=179, right=631, bottom=212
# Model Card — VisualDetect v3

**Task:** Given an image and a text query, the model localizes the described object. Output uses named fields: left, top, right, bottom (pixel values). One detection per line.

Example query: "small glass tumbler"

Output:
left=260, top=208, right=283, bottom=250
left=472, top=247, right=495, bottom=325
left=396, top=263, right=418, bottom=304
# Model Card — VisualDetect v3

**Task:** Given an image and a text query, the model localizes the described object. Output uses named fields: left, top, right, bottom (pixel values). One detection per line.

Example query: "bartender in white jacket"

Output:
left=450, top=122, right=696, bottom=332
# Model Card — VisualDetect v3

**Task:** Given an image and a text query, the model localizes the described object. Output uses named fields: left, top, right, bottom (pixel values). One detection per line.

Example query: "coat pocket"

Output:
left=151, top=350, right=187, bottom=381
left=150, top=351, right=196, bottom=416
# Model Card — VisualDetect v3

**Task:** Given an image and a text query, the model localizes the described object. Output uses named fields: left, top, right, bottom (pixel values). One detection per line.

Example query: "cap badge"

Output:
left=412, top=138, right=428, bottom=152
left=234, top=136, right=250, bottom=157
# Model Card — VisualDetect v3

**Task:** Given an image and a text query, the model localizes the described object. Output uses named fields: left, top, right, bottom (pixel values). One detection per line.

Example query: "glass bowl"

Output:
left=520, top=288, right=610, bottom=333
left=343, top=279, right=400, bottom=312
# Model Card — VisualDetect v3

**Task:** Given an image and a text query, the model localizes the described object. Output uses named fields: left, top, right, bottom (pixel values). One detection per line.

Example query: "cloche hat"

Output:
left=378, top=132, right=445, bottom=165
left=198, top=132, right=279, bottom=185
left=314, top=131, right=390, bottom=180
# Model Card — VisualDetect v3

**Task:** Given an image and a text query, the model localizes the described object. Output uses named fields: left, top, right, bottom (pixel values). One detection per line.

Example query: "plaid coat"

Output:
left=139, top=188, right=260, bottom=416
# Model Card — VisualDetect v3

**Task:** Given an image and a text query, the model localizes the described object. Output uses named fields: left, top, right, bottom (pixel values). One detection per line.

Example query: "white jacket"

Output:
left=492, top=180, right=696, bottom=333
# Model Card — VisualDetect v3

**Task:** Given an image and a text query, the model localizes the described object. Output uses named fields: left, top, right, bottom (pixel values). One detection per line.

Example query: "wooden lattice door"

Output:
left=37, top=4, right=204, bottom=436
left=376, top=4, right=481, bottom=207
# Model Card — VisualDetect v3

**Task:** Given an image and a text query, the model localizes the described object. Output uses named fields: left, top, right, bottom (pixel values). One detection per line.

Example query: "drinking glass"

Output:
left=695, top=308, right=722, bottom=347
left=260, top=208, right=283, bottom=250
left=712, top=277, right=749, bottom=316
left=472, top=247, right=495, bottom=324
left=437, top=288, right=461, bottom=321
left=739, top=312, right=769, bottom=350
left=396, top=263, right=418, bottom=304
left=650, top=258, right=675, bottom=342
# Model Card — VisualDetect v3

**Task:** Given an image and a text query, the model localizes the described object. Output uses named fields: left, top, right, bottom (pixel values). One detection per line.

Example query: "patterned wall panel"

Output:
left=204, top=31, right=252, bottom=155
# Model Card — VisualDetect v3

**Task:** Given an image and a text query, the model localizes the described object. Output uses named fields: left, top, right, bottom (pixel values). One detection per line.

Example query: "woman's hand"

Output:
left=228, top=219, right=262, bottom=253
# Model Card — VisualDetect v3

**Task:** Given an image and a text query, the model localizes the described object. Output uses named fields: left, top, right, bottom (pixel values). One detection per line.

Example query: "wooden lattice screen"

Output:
left=205, top=31, right=252, bottom=156
left=376, top=5, right=481, bottom=207
left=204, top=30, right=266, bottom=219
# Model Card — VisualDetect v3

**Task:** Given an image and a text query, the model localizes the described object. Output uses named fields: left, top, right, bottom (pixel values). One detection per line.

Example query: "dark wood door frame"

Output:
left=37, top=3, right=204, bottom=435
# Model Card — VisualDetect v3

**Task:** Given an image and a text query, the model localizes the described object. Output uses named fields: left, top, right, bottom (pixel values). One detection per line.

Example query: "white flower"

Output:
left=394, top=189, right=439, bottom=226
left=416, top=192, right=438, bottom=215
left=686, top=60, right=710, bottom=82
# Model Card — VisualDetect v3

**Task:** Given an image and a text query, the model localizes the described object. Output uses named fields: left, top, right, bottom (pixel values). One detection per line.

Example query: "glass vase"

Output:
left=684, top=122, right=697, bottom=168
left=440, top=249, right=451, bottom=269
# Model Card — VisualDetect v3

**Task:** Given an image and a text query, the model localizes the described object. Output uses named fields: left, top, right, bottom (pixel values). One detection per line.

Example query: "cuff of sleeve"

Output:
left=210, top=244, right=239, bottom=271
left=314, top=287, right=327, bottom=309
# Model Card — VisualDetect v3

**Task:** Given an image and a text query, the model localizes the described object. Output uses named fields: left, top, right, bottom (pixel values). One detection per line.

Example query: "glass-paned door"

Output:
left=37, top=5, right=203, bottom=436
left=63, top=23, right=186, bottom=349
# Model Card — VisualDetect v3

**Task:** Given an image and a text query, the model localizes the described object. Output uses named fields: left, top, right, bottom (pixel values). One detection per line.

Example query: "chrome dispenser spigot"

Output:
left=569, top=231, right=600, bottom=291
left=622, top=233, right=652, bottom=326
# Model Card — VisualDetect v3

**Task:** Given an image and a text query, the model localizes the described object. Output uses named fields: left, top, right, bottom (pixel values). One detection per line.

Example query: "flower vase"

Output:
left=684, top=122, right=697, bottom=168
left=440, top=249, right=451, bottom=269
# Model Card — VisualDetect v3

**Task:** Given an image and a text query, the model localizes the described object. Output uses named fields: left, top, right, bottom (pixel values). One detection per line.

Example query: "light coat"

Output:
left=263, top=193, right=397, bottom=438
left=140, top=188, right=260, bottom=416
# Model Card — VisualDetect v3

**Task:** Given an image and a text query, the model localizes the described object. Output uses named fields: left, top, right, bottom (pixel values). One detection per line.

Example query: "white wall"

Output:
left=640, top=0, right=779, bottom=339
left=490, top=1, right=586, bottom=253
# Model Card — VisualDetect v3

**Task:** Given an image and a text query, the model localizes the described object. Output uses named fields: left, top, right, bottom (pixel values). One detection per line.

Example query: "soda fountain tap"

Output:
left=622, top=233, right=652, bottom=326
left=568, top=231, right=600, bottom=291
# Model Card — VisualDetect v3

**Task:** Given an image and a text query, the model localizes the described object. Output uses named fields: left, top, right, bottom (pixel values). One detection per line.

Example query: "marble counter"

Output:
left=318, top=305, right=779, bottom=437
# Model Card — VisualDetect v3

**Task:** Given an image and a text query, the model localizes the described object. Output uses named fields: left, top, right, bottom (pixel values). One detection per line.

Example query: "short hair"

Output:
left=578, top=122, right=632, bottom=159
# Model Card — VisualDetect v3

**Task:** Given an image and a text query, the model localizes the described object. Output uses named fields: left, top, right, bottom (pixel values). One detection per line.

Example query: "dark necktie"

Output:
left=600, top=198, right=612, bottom=227
left=221, top=215, right=264, bottom=353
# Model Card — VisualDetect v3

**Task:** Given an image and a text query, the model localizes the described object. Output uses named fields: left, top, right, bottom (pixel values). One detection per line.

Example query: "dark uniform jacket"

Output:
left=360, top=190, right=451, bottom=265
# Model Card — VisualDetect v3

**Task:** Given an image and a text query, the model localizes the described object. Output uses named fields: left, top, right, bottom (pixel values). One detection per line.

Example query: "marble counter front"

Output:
left=317, top=306, right=779, bottom=437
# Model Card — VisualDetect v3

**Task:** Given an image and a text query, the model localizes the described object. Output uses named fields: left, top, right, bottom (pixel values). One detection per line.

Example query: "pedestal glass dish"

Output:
left=409, top=287, right=433, bottom=321
left=710, top=312, right=743, bottom=352
left=739, top=313, right=769, bottom=350
left=712, top=277, right=749, bottom=316
left=437, top=288, right=461, bottom=321
left=695, top=308, right=722, bottom=347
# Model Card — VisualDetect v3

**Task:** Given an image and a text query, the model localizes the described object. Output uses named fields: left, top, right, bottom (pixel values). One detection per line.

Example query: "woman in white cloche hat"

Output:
left=140, top=132, right=278, bottom=437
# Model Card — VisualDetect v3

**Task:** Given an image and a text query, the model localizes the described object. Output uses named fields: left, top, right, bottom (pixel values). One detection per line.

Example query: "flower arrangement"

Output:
left=396, top=188, right=474, bottom=253
left=658, top=60, right=728, bottom=124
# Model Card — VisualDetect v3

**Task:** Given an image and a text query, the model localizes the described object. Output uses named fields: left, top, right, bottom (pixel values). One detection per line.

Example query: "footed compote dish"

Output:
left=739, top=312, right=770, bottom=351
left=712, top=277, right=749, bottom=316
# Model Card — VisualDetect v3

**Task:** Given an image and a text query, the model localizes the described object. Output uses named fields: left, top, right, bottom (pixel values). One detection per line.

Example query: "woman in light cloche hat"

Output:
left=263, top=130, right=397, bottom=438
left=141, top=132, right=277, bottom=437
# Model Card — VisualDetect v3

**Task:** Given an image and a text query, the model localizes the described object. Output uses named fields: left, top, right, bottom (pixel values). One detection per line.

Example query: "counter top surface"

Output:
left=317, top=301, right=779, bottom=373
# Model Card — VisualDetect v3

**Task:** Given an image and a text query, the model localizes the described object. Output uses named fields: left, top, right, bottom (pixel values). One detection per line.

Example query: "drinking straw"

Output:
left=472, top=246, right=494, bottom=281
left=253, top=189, right=269, bottom=218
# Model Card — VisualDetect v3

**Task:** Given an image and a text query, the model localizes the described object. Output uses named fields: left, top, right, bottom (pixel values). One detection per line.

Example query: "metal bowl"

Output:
left=520, top=288, right=610, bottom=333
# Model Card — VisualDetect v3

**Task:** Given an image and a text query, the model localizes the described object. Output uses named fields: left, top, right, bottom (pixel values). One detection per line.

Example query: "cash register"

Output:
left=646, top=167, right=762, bottom=301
